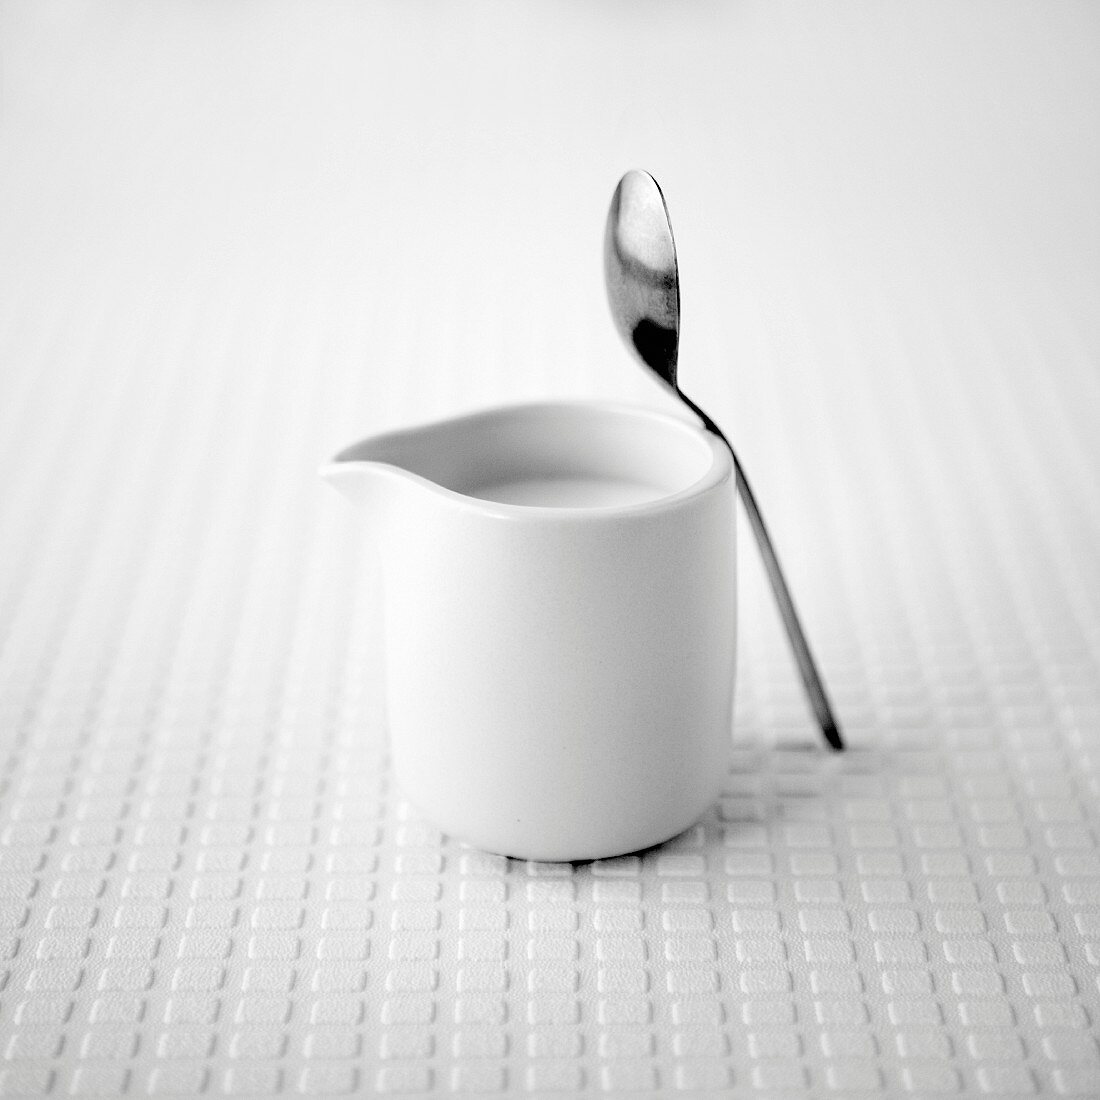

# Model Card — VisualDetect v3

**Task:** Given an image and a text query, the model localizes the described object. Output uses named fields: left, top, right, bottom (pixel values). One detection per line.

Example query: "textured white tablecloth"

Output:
left=0, top=2, right=1097, bottom=1096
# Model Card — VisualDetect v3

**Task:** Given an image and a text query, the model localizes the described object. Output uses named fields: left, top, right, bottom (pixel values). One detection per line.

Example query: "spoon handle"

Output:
left=680, top=393, right=844, bottom=751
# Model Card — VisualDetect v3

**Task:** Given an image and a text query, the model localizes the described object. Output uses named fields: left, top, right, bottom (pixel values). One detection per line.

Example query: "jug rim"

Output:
left=323, top=400, right=732, bottom=521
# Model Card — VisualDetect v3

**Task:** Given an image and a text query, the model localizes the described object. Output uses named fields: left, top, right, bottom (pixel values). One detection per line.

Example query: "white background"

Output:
left=0, top=4, right=1098, bottom=1098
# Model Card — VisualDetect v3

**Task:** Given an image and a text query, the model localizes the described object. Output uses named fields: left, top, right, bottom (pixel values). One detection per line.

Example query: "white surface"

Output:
left=0, top=1, right=1098, bottom=1096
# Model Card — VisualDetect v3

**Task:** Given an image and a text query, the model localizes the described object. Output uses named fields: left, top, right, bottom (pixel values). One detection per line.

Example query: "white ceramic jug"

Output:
left=321, top=402, right=735, bottom=861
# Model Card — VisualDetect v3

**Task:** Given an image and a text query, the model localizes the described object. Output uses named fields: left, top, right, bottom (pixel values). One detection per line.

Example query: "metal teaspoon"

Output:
left=604, top=169, right=844, bottom=751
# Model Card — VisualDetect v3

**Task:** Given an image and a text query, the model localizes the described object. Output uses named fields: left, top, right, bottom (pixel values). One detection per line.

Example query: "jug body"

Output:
left=324, top=402, right=736, bottom=861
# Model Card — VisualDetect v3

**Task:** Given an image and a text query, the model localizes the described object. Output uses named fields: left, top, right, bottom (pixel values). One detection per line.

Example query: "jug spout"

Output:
left=321, top=434, right=433, bottom=521
left=320, top=411, right=491, bottom=528
left=320, top=457, right=409, bottom=513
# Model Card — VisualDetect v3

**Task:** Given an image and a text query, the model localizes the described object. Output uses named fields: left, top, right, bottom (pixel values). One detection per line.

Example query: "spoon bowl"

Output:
left=605, top=170, right=681, bottom=387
